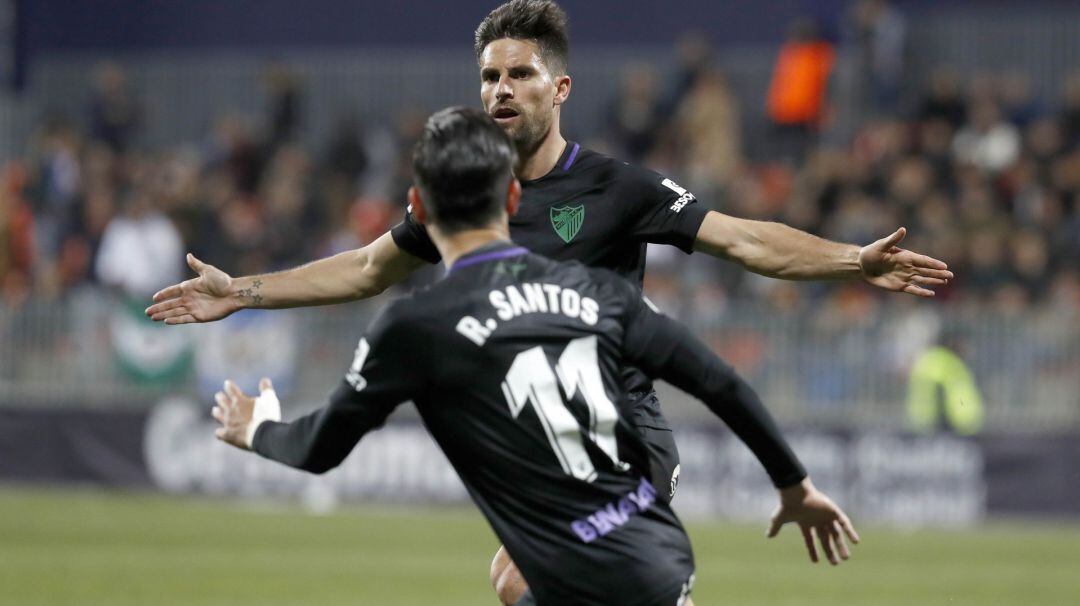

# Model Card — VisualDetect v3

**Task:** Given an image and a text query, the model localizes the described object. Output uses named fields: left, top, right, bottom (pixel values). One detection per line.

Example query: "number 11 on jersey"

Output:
left=501, top=336, right=628, bottom=482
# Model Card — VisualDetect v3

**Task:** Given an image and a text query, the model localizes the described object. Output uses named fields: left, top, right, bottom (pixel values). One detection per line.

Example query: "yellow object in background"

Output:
left=907, top=346, right=984, bottom=435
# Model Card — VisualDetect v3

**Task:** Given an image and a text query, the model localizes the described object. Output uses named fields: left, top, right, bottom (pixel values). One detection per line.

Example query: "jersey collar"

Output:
left=446, top=241, right=528, bottom=275
left=559, top=141, right=581, bottom=172
left=523, top=141, right=581, bottom=185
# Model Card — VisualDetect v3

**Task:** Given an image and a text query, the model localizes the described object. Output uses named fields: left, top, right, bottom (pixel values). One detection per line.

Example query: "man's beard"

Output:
left=505, top=111, right=552, bottom=157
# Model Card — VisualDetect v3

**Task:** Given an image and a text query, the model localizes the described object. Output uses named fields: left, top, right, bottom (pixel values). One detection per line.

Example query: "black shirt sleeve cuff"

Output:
left=390, top=218, right=442, bottom=265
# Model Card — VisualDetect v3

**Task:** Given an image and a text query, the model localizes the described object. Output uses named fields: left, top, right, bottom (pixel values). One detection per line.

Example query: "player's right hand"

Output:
left=767, top=477, right=860, bottom=566
left=145, top=253, right=237, bottom=324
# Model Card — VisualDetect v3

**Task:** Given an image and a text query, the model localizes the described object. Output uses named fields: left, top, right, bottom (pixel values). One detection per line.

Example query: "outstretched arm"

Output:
left=146, top=231, right=427, bottom=324
left=212, top=308, right=414, bottom=473
left=693, top=211, right=953, bottom=297
left=620, top=289, right=858, bottom=563
left=622, top=298, right=806, bottom=488
left=212, top=377, right=399, bottom=474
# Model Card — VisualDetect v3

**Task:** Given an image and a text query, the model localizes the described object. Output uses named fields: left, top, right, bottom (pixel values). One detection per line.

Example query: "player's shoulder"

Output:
left=404, top=267, right=508, bottom=321
left=366, top=290, right=447, bottom=341
left=574, top=147, right=685, bottom=200
left=393, top=280, right=456, bottom=316
left=573, top=146, right=654, bottom=180
left=364, top=296, right=415, bottom=333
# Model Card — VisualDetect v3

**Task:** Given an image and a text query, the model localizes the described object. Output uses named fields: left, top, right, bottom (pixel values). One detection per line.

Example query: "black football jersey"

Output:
left=391, top=142, right=710, bottom=399
left=252, top=243, right=805, bottom=606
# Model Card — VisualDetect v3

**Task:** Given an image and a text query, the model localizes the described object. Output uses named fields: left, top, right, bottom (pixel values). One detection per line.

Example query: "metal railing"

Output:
left=2, top=287, right=1077, bottom=432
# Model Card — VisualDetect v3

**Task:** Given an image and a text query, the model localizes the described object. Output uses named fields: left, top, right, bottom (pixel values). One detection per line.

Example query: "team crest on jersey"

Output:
left=550, top=205, right=585, bottom=243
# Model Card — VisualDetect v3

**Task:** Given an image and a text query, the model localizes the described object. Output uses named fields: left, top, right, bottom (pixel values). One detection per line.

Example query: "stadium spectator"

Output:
left=1008, top=228, right=1053, bottom=301
left=953, top=99, right=1021, bottom=173
left=766, top=18, right=835, bottom=164
left=606, top=63, right=663, bottom=163
left=88, top=62, right=141, bottom=154
left=204, top=114, right=263, bottom=196
left=659, top=31, right=714, bottom=119
left=259, top=145, right=318, bottom=269
left=321, top=113, right=369, bottom=194
left=1060, top=72, right=1080, bottom=148
left=673, top=66, right=742, bottom=202
left=0, top=163, right=34, bottom=306
left=847, top=0, right=907, bottom=116
left=907, top=331, right=984, bottom=435
left=998, top=72, right=1043, bottom=128
left=30, top=116, right=82, bottom=263
left=917, top=68, right=967, bottom=129
left=94, top=189, right=184, bottom=298
left=262, top=61, right=302, bottom=151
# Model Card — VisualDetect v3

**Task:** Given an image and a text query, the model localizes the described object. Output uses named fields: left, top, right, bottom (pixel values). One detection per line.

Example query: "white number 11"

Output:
left=500, top=336, right=627, bottom=482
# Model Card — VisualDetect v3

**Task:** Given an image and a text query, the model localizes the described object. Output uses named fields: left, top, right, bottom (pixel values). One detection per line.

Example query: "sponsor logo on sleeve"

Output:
left=669, top=463, right=681, bottom=498
left=661, top=178, right=695, bottom=213
left=345, top=338, right=370, bottom=391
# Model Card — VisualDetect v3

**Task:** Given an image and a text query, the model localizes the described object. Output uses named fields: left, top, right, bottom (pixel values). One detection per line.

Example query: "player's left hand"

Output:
left=858, top=227, right=953, bottom=298
left=212, top=378, right=280, bottom=450
left=767, top=477, right=860, bottom=565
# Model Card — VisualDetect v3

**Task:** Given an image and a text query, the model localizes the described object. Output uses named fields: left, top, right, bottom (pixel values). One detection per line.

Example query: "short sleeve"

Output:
left=623, top=169, right=709, bottom=253
left=391, top=209, right=442, bottom=264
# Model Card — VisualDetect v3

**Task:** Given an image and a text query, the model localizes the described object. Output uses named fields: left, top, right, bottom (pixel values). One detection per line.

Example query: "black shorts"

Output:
left=627, top=392, right=681, bottom=503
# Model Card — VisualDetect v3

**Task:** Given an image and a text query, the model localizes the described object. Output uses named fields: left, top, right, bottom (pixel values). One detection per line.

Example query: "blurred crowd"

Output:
left=599, top=3, right=1079, bottom=319
left=635, top=58, right=1080, bottom=318
left=0, top=3, right=1078, bottom=319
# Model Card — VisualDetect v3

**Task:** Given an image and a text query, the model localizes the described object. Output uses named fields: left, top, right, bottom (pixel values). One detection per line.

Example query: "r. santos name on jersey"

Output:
left=455, top=282, right=599, bottom=347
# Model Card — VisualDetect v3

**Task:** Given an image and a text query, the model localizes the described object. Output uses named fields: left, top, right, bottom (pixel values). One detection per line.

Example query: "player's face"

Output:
left=480, top=38, right=561, bottom=150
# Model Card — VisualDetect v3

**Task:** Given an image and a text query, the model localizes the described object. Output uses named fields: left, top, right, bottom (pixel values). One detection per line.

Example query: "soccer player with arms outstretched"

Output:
left=212, top=106, right=858, bottom=606
left=151, top=2, right=942, bottom=602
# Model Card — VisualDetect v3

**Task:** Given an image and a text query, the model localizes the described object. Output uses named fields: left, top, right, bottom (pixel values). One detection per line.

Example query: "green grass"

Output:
left=1, top=487, right=1078, bottom=605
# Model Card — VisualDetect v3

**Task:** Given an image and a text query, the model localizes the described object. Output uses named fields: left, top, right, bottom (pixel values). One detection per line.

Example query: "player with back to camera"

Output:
left=151, top=1, right=943, bottom=602
left=211, top=105, right=859, bottom=606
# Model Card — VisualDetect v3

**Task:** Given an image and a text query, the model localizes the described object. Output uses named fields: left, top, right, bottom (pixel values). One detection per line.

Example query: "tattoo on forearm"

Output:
left=237, top=279, right=264, bottom=306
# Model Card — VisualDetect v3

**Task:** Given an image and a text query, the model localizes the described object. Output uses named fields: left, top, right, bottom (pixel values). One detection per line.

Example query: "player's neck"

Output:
left=515, top=126, right=566, bottom=181
left=432, top=226, right=513, bottom=269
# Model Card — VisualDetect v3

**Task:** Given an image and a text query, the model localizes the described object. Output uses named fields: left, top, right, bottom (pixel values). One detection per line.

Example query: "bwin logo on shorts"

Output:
left=669, top=464, right=681, bottom=498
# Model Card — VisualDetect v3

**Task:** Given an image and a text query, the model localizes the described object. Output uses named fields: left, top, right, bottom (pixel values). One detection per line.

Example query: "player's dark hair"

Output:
left=475, top=0, right=569, bottom=75
left=412, top=106, right=518, bottom=233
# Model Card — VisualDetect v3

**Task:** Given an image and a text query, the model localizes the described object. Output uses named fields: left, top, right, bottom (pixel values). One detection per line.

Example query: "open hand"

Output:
left=212, top=379, right=258, bottom=449
left=767, top=478, right=860, bottom=565
left=858, top=227, right=953, bottom=297
left=145, top=253, right=236, bottom=324
left=211, top=378, right=280, bottom=450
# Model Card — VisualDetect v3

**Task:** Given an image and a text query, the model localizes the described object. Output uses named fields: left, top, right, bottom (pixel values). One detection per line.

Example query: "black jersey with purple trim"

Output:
left=252, top=243, right=806, bottom=605
left=392, top=142, right=707, bottom=281
left=391, top=142, right=709, bottom=398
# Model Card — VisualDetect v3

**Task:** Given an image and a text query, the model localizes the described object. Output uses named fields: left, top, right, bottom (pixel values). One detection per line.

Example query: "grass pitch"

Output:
left=1, top=487, right=1078, bottom=605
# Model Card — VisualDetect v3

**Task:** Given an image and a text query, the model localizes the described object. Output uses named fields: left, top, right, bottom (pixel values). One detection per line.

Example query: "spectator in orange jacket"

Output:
left=767, top=18, right=835, bottom=164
